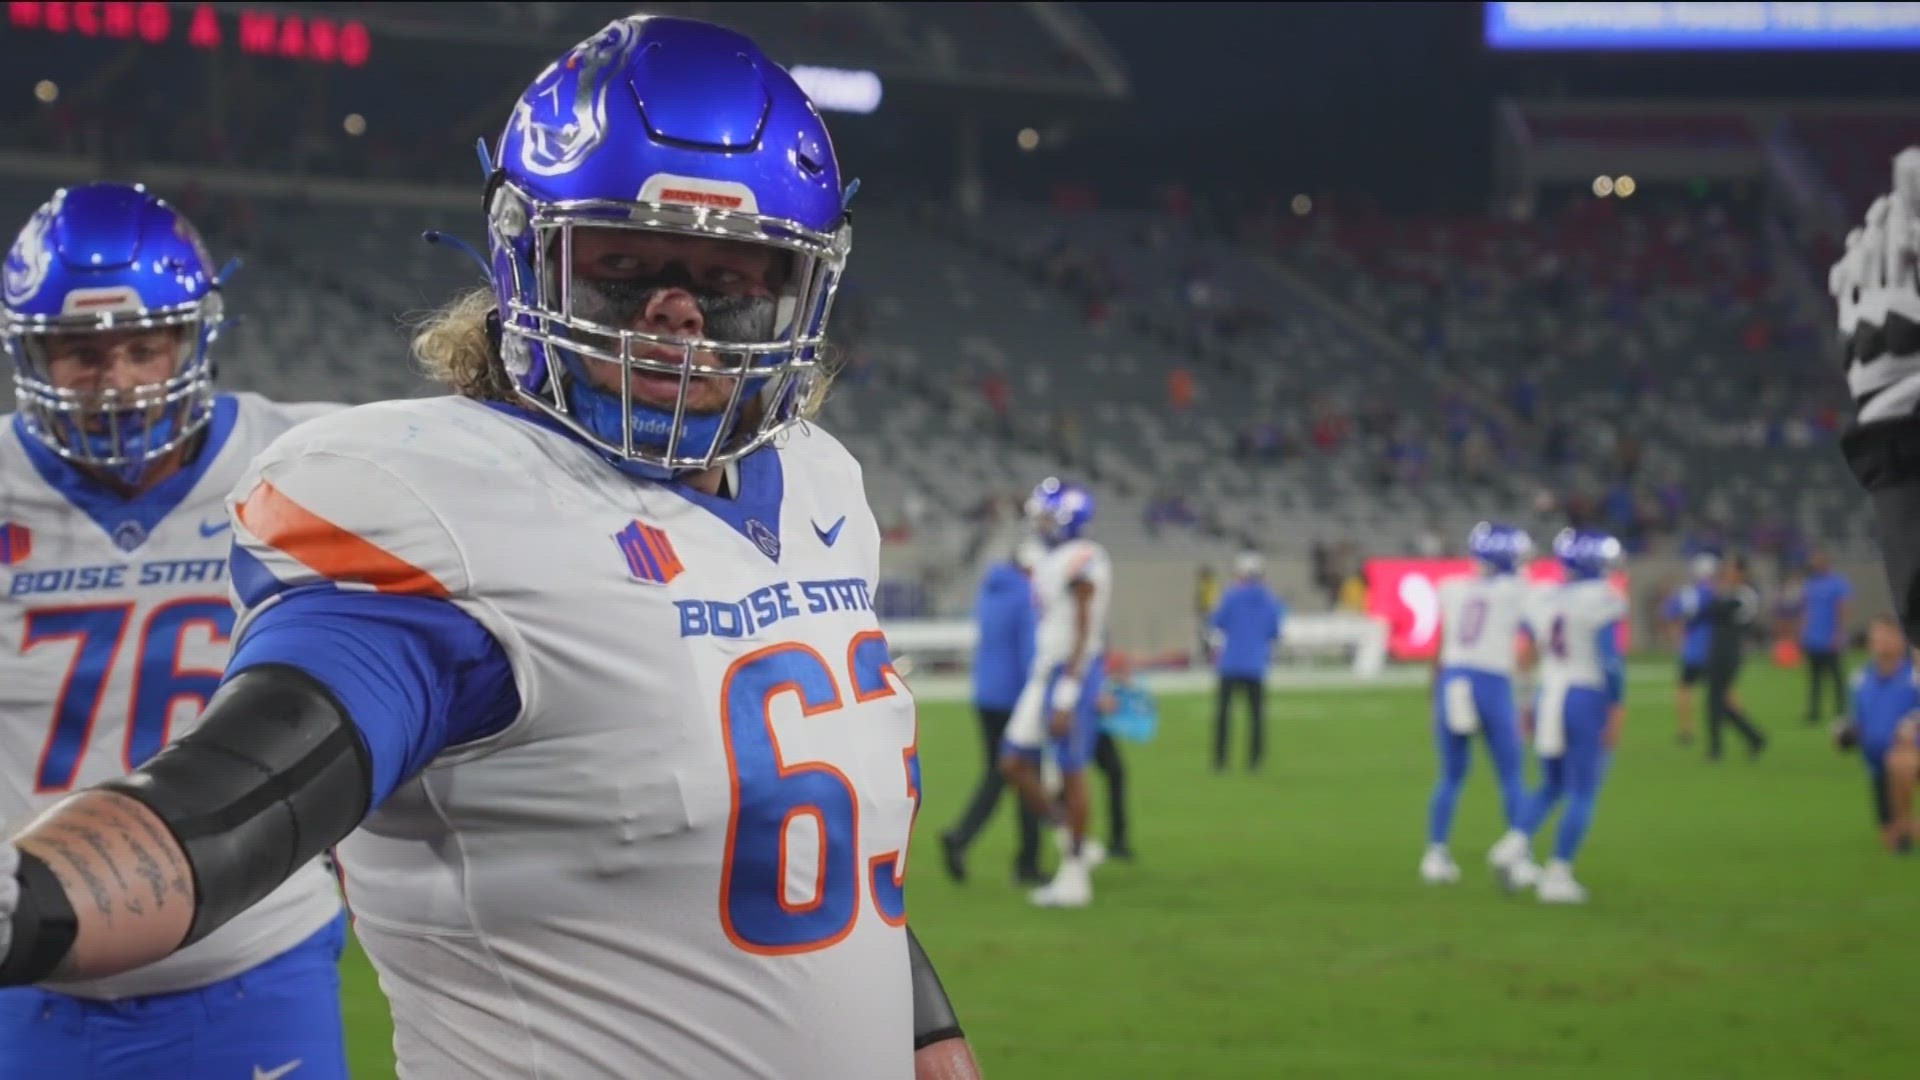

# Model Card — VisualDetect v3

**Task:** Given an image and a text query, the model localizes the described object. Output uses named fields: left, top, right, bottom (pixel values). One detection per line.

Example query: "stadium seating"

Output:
left=0, top=175, right=1877, bottom=619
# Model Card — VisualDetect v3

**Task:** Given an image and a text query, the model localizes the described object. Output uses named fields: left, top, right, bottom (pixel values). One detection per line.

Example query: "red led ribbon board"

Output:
left=8, top=3, right=372, bottom=66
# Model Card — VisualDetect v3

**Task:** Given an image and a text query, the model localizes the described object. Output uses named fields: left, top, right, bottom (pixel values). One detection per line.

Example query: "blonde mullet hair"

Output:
left=408, top=287, right=837, bottom=423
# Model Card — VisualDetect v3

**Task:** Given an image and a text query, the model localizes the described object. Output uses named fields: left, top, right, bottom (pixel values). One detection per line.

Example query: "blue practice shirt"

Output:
left=1853, top=659, right=1918, bottom=760
left=971, top=561, right=1036, bottom=710
left=1801, top=572, right=1852, bottom=651
left=1662, top=583, right=1714, bottom=666
left=1211, top=580, right=1285, bottom=680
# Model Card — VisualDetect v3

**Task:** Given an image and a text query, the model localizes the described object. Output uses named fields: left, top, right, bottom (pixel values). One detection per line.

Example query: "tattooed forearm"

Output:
left=35, top=834, right=114, bottom=926
left=127, top=808, right=192, bottom=904
left=65, top=796, right=189, bottom=910
left=12, top=790, right=197, bottom=982
left=116, top=820, right=172, bottom=911
left=54, top=823, right=143, bottom=916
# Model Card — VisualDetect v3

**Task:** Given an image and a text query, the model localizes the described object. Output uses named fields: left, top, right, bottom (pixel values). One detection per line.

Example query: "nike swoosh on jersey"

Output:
left=813, top=516, right=846, bottom=547
left=254, top=1061, right=302, bottom=1080
left=199, top=519, right=233, bottom=538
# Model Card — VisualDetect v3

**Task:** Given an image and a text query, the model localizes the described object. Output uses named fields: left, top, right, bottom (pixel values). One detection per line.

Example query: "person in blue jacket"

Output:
left=1661, top=553, right=1718, bottom=747
left=1837, top=615, right=1920, bottom=852
left=942, top=541, right=1045, bottom=885
left=1209, top=551, right=1286, bottom=772
left=1801, top=550, right=1854, bottom=726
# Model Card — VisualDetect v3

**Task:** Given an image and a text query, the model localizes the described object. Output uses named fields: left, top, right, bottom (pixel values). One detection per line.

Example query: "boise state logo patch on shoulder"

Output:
left=0, top=522, right=31, bottom=566
left=616, top=519, right=684, bottom=585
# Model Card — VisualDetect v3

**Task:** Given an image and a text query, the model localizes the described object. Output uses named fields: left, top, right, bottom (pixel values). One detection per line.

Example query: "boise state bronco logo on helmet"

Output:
left=511, top=16, right=643, bottom=178
left=2, top=190, right=60, bottom=306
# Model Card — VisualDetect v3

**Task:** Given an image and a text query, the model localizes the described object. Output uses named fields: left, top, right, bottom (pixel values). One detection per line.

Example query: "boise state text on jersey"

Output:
left=226, top=399, right=918, bottom=1079
left=0, top=392, right=342, bottom=1001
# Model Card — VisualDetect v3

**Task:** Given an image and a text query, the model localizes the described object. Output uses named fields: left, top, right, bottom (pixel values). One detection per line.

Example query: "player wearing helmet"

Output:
left=1511, top=529, right=1629, bottom=904
left=0, top=183, right=346, bottom=1076
left=1424, top=523, right=1541, bottom=889
left=1000, top=477, right=1114, bottom=908
left=0, top=19, right=976, bottom=1079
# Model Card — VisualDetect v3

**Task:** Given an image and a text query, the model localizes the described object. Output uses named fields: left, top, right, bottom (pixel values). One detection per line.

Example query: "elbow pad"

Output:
left=100, top=664, right=371, bottom=947
left=907, top=926, right=964, bottom=1050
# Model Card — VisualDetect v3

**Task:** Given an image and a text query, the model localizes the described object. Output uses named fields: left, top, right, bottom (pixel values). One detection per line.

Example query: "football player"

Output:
left=1000, top=477, right=1113, bottom=908
left=1424, top=523, right=1540, bottom=888
left=0, top=184, right=346, bottom=1076
left=1660, top=552, right=1718, bottom=746
left=0, top=18, right=979, bottom=1080
left=1512, top=529, right=1629, bottom=905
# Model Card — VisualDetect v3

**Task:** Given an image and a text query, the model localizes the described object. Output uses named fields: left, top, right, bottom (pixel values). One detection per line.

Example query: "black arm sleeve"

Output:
left=907, top=926, right=965, bottom=1049
left=99, top=664, right=373, bottom=947
left=1844, top=414, right=1920, bottom=645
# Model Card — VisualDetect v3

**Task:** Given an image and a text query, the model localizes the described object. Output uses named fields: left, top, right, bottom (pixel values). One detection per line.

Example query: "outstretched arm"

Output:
left=1, top=587, right=517, bottom=986
left=3, top=665, right=370, bottom=984
left=909, top=926, right=983, bottom=1079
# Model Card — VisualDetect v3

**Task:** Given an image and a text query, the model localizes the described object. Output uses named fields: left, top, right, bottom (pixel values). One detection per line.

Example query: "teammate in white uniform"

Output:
left=0, top=183, right=345, bottom=1076
left=1000, top=477, right=1112, bottom=908
left=0, top=19, right=980, bottom=1080
left=1423, top=523, right=1540, bottom=888
left=1513, top=529, right=1630, bottom=904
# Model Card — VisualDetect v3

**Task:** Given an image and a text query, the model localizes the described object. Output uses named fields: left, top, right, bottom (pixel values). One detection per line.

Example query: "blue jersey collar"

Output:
left=15, top=394, right=240, bottom=553
left=485, top=401, right=785, bottom=562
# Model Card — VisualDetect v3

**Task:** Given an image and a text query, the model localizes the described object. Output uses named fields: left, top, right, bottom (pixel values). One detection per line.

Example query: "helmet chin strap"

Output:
left=550, top=349, right=751, bottom=493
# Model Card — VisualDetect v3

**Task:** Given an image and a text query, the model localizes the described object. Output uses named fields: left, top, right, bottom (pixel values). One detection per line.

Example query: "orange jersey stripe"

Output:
left=237, top=480, right=451, bottom=599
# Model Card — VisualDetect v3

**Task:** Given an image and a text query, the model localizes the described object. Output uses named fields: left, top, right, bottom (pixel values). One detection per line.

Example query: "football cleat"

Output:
left=1537, top=863, right=1588, bottom=904
left=1420, top=849, right=1461, bottom=885
left=1029, top=862, right=1092, bottom=908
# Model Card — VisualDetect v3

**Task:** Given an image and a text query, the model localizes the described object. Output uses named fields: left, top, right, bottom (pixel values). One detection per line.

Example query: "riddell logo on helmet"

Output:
left=61, top=286, right=142, bottom=315
left=661, top=189, right=742, bottom=209
left=637, top=174, right=759, bottom=215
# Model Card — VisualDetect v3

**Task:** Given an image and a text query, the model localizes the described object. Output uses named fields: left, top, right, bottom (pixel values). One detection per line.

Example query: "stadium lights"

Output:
left=788, top=66, right=882, bottom=115
left=342, top=113, right=366, bottom=137
left=1615, top=174, right=1637, bottom=198
left=1291, top=193, right=1313, bottom=216
left=1017, top=127, right=1040, bottom=152
left=32, top=80, right=57, bottom=104
left=1592, top=175, right=1615, bottom=197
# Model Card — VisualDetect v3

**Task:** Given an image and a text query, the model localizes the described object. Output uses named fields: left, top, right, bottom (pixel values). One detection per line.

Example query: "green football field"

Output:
left=335, top=661, right=1919, bottom=1078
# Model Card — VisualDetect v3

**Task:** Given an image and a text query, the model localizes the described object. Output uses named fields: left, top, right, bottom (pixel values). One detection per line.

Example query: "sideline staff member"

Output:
left=1838, top=615, right=1920, bottom=852
left=1701, top=555, right=1768, bottom=761
left=1210, top=552, right=1285, bottom=772
left=942, top=542, right=1044, bottom=885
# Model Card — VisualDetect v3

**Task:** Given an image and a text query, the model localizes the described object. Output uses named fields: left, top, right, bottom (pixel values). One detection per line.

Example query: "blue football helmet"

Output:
left=1026, top=477, right=1095, bottom=544
left=1468, top=521, right=1532, bottom=574
left=1554, top=528, right=1622, bottom=580
left=2, top=183, right=223, bottom=483
left=487, top=16, right=851, bottom=479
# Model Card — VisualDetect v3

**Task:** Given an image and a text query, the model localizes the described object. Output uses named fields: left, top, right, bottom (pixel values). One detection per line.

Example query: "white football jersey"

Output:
left=1030, top=536, right=1111, bottom=670
left=1437, top=572, right=1534, bottom=677
left=228, top=398, right=918, bottom=1080
left=1530, top=578, right=1629, bottom=692
left=0, top=392, right=342, bottom=1000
